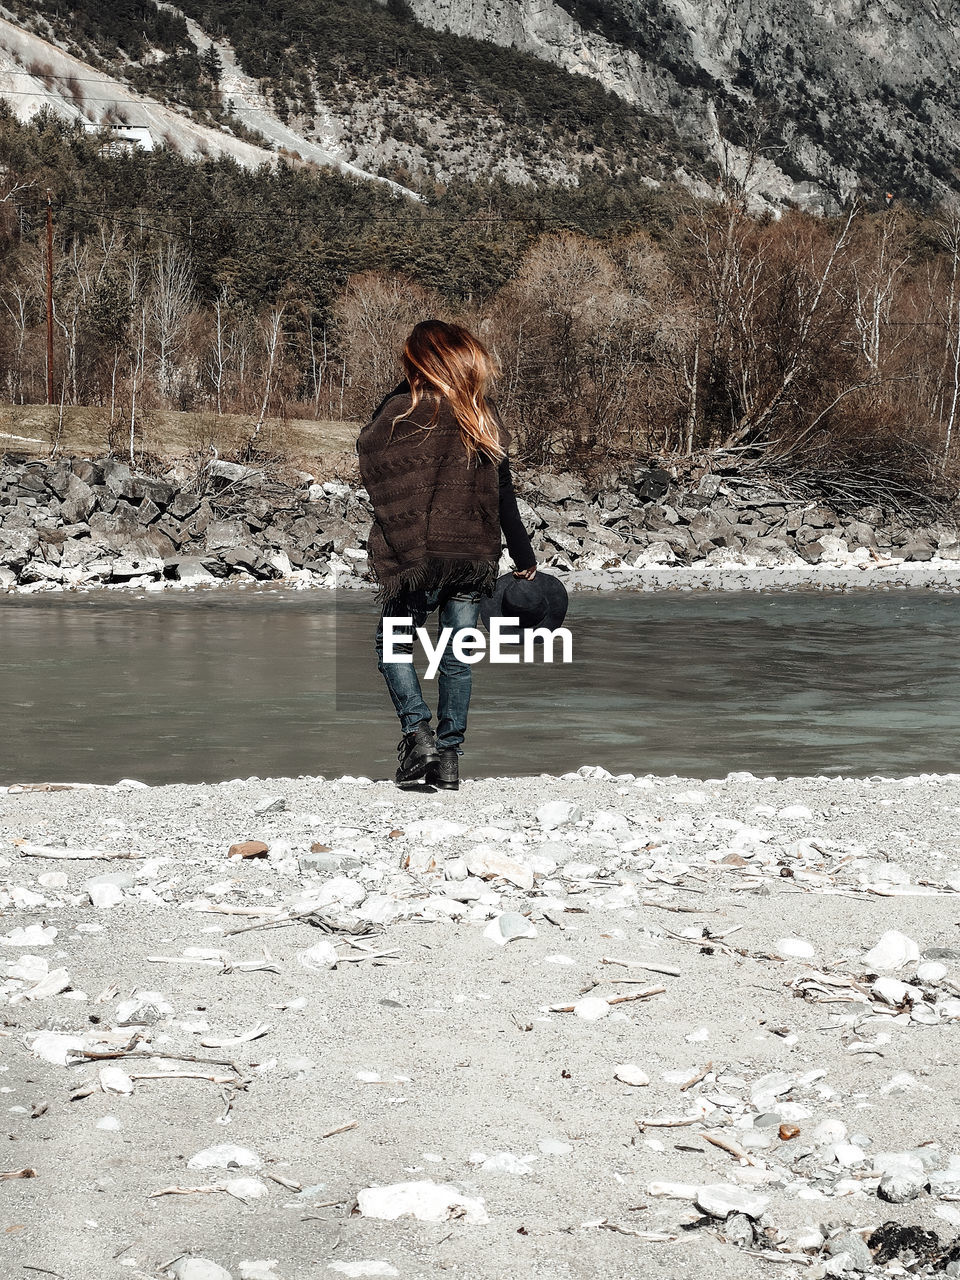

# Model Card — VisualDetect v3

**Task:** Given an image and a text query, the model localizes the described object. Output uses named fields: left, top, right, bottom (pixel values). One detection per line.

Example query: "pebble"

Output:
left=825, top=1230, right=874, bottom=1272
left=464, top=848, right=534, bottom=890
left=613, top=1064, right=650, bottom=1086
left=326, top=1265, right=399, bottom=1278
left=187, top=1143, right=261, bottom=1170
left=695, top=1184, right=770, bottom=1219
left=863, top=929, right=921, bottom=970
left=356, top=1180, right=488, bottom=1224
left=253, top=796, right=286, bottom=816
left=483, top=912, right=537, bottom=945
left=776, top=937, right=815, bottom=958
left=169, top=1262, right=233, bottom=1280
left=536, top=800, right=582, bottom=831
left=298, top=940, right=340, bottom=971
left=572, top=997, right=610, bottom=1021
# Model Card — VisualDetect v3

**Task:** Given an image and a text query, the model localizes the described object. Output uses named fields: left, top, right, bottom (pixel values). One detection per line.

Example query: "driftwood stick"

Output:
left=74, top=1047, right=243, bottom=1074
left=679, top=1062, right=713, bottom=1092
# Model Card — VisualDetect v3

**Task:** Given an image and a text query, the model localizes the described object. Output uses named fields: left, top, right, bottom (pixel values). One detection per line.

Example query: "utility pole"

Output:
left=45, top=190, right=54, bottom=405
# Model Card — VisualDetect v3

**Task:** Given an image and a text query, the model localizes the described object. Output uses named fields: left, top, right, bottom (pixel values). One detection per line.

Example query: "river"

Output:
left=1, top=588, right=957, bottom=784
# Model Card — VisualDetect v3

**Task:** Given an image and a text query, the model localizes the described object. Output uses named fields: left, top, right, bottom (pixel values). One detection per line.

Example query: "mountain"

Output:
left=386, top=0, right=960, bottom=208
left=0, top=0, right=956, bottom=208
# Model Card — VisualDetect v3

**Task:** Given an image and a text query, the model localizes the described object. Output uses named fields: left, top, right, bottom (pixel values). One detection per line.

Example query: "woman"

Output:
left=357, top=319, right=536, bottom=791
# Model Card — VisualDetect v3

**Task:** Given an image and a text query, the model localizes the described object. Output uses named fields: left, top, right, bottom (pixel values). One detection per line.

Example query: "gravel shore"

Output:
left=4, top=768, right=960, bottom=1279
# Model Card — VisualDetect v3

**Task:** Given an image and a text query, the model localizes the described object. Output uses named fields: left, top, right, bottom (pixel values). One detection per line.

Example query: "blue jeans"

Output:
left=375, top=586, right=482, bottom=751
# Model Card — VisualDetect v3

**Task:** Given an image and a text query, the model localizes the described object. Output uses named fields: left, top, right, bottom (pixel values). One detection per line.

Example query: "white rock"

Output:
left=298, top=940, right=340, bottom=972
left=327, top=1265, right=399, bottom=1278
left=115, top=991, right=174, bottom=1024
left=99, top=1065, right=134, bottom=1095
left=831, top=1143, right=865, bottom=1167
left=478, top=1151, right=536, bottom=1175
left=37, top=871, right=68, bottom=889
left=1, top=924, right=56, bottom=947
left=862, top=930, right=920, bottom=970
left=573, top=997, right=610, bottom=1021
left=777, top=805, right=813, bottom=821
left=169, top=1261, right=233, bottom=1280
left=86, top=880, right=124, bottom=909
left=536, top=801, right=582, bottom=831
left=750, top=1072, right=795, bottom=1108
left=929, top=1163, right=960, bottom=1196
left=30, top=1031, right=85, bottom=1065
left=614, top=1064, right=650, bottom=1087
left=302, top=877, right=367, bottom=910
left=96, top=1115, right=121, bottom=1131
left=647, top=1181, right=698, bottom=1199
left=776, top=938, right=815, bottom=959
left=483, top=912, right=537, bottom=946
left=238, top=1264, right=281, bottom=1280
left=879, top=1072, right=918, bottom=1094
left=812, top=1119, right=848, bottom=1146
left=695, top=1184, right=769, bottom=1219
left=917, top=961, right=948, bottom=984
left=873, top=976, right=920, bottom=1005
left=187, top=1143, right=261, bottom=1170
left=465, top=848, right=534, bottom=890
left=225, top=1177, right=270, bottom=1202
left=879, top=1165, right=925, bottom=1202
left=356, top=1180, right=487, bottom=1224
left=537, top=1139, right=573, bottom=1155
left=874, top=1152, right=926, bottom=1202
left=7, top=954, right=48, bottom=981
left=18, top=967, right=70, bottom=1001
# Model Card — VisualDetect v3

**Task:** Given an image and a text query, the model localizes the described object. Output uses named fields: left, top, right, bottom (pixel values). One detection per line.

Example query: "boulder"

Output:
left=901, top=541, right=934, bottom=562
left=842, top=519, right=876, bottom=548
left=207, top=458, right=261, bottom=484
left=169, top=557, right=217, bottom=585
left=529, top=472, right=573, bottom=503
left=802, top=503, right=840, bottom=529
left=167, top=491, right=201, bottom=520
left=204, top=519, right=246, bottom=552
left=222, top=546, right=270, bottom=576
left=102, top=459, right=132, bottom=495
left=633, top=466, right=672, bottom=503
left=72, top=459, right=104, bottom=487
left=797, top=540, right=824, bottom=563
left=0, top=527, right=40, bottom=569
left=118, top=475, right=176, bottom=507
left=110, top=556, right=164, bottom=579
left=137, top=497, right=162, bottom=526
left=59, top=475, right=98, bottom=523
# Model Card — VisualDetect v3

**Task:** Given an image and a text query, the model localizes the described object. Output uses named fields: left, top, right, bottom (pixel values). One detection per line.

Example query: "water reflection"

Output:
left=0, top=588, right=957, bottom=783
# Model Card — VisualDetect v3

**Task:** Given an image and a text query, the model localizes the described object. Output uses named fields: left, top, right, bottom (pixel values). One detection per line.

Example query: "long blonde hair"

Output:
left=396, top=319, right=506, bottom=463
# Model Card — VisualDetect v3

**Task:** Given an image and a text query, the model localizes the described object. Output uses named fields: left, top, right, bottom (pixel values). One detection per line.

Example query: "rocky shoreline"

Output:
left=4, top=767, right=960, bottom=1279
left=2, top=454, right=960, bottom=595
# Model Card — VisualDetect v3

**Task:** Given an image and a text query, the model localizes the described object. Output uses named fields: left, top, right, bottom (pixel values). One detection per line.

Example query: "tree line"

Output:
left=0, top=108, right=958, bottom=492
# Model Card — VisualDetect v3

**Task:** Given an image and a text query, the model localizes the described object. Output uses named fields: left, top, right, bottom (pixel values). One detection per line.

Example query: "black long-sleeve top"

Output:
left=364, top=381, right=536, bottom=571
left=498, top=455, right=536, bottom=570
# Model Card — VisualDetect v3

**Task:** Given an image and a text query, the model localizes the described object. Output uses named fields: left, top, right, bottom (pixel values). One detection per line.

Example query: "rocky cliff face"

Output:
left=383, top=0, right=960, bottom=207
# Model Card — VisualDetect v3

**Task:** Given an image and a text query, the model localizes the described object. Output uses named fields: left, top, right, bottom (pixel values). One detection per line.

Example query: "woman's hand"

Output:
left=513, top=564, right=537, bottom=580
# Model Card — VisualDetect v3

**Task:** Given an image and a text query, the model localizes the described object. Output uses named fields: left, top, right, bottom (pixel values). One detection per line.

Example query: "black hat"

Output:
left=479, top=570, right=569, bottom=633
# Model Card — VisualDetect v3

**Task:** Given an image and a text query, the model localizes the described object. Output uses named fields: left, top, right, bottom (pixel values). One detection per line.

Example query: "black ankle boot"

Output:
left=427, top=747, right=460, bottom=791
left=395, top=723, right=439, bottom=788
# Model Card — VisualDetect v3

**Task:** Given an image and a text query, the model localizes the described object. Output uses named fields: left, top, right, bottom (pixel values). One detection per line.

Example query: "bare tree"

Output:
left=149, top=243, right=196, bottom=404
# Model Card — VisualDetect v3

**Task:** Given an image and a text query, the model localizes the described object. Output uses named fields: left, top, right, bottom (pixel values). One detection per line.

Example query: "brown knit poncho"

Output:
left=357, top=391, right=502, bottom=602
